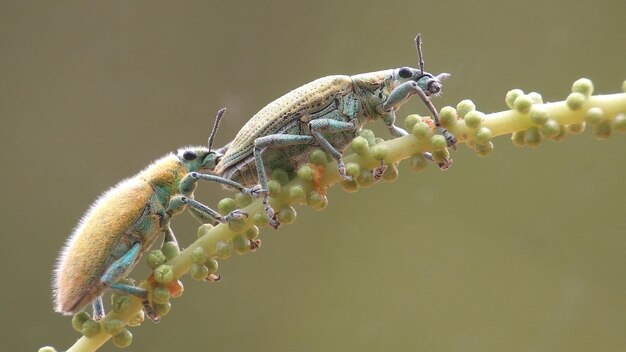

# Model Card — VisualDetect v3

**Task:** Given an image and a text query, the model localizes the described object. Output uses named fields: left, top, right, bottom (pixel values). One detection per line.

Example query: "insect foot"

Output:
left=441, top=128, right=458, bottom=150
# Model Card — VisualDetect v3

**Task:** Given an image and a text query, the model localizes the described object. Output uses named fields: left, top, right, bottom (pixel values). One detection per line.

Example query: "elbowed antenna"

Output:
left=208, top=108, right=226, bottom=152
left=415, top=33, right=425, bottom=75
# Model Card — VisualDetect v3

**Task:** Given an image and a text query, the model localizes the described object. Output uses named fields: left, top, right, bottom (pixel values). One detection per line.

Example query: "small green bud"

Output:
left=38, top=347, right=57, bottom=352
left=370, top=144, right=389, bottom=161
left=197, top=224, right=213, bottom=238
left=277, top=205, right=298, bottom=223
left=111, top=293, right=131, bottom=313
left=541, top=119, right=561, bottom=138
left=566, top=122, right=586, bottom=135
left=430, top=134, right=447, bottom=151
left=206, top=258, right=219, bottom=274
left=340, top=179, right=359, bottom=193
left=72, top=311, right=91, bottom=332
left=475, top=141, right=494, bottom=156
left=382, top=163, right=399, bottom=182
left=374, top=137, right=385, bottom=145
left=112, top=328, right=133, bottom=348
left=464, top=111, right=484, bottom=129
left=404, top=114, right=421, bottom=131
left=81, top=319, right=101, bottom=338
left=307, top=191, right=328, bottom=210
left=345, top=162, right=361, bottom=179
left=191, top=247, right=209, bottom=264
left=146, top=250, right=166, bottom=269
left=153, top=302, right=171, bottom=317
left=151, top=286, right=170, bottom=305
left=153, top=264, right=174, bottom=284
left=358, top=129, right=376, bottom=146
left=412, top=121, right=430, bottom=138
left=527, top=92, right=544, bottom=104
left=216, top=240, right=233, bottom=259
left=127, top=310, right=144, bottom=327
left=253, top=211, right=270, bottom=227
left=350, top=136, right=369, bottom=156
left=217, top=198, right=237, bottom=215
left=233, top=234, right=252, bottom=255
left=552, top=125, right=567, bottom=142
left=572, top=78, right=594, bottom=97
left=228, top=216, right=247, bottom=232
left=297, top=165, right=314, bottom=182
left=514, top=95, right=533, bottom=114
left=267, top=179, right=281, bottom=197
left=524, top=127, right=542, bottom=147
left=432, top=149, right=450, bottom=164
left=613, top=113, right=626, bottom=132
left=103, top=319, right=125, bottom=335
left=594, top=120, right=612, bottom=140
left=505, top=89, right=524, bottom=109
left=585, top=107, right=605, bottom=124
left=245, top=225, right=260, bottom=240
left=409, top=154, right=428, bottom=172
left=511, top=130, right=526, bottom=147
left=271, top=169, right=290, bottom=186
left=439, top=106, right=458, bottom=128
left=191, top=263, right=209, bottom=280
left=161, top=241, right=179, bottom=260
left=456, top=99, right=476, bottom=118
left=566, top=92, right=586, bottom=110
left=235, top=192, right=253, bottom=207
left=474, top=127, right=492, bottom=144
left=529, top=105, right=549, bottom=125
left=310, top=149, right=329, bottom=165
left=288, top=184, right=306, bottom=203
left=356, top=168, right=375, bottom=188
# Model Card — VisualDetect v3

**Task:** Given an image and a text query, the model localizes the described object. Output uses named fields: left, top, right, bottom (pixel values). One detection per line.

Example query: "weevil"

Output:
left=53, top=109, right=257, bottom=322
left=214, top=34, right=455, bottom=228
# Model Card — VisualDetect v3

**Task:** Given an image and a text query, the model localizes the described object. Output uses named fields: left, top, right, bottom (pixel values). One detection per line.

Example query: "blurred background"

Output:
left=1, top=1, right=625, bottom=351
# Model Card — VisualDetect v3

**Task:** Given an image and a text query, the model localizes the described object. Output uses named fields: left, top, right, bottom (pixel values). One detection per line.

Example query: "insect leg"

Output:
left=99, top=242, right=161, bottom=322
left=254, top=134, right=315, bottom=228
left=382, top=80, right=457, bottom=149
left=171, top=195, right=248, bottom=224
left=92, top=296, right=105, bottom=320
left=307, top=118, right=356, bottom=181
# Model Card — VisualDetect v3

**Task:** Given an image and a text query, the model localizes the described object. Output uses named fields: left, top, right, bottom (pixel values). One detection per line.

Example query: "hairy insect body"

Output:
left=54, top=125, right=253, bottom=321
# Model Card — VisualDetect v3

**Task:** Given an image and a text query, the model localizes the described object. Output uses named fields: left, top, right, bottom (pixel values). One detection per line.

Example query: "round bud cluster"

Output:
left=38, top=347, right=58, bottom=352
left=439, top=106, right=458, bottom=129
left=161, top=241, right=180, bottom=260
left=111, top=328, right=133, bottom=348
left=111, top=292, right=132, bottom=314
left=567, top=78, right=594, bottom=111
left=215, top=240, right=233, bottom=260
left=457, top=99, right=476, bottom=118
left=72, top=311, right=92, bottom=333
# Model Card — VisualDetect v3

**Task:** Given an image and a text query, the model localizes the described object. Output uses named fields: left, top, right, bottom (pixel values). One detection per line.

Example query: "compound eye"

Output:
left=398, top=67, right=413, bottom=79
left=182, top=150, right=197, bottom=161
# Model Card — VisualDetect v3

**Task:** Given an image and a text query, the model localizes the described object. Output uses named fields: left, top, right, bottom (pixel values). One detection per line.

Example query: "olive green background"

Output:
left=1, top=1, right=625, bottom=351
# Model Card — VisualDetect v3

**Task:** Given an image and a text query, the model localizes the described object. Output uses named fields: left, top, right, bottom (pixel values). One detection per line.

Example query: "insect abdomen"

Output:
left=53, top=178, right=158, bottom=314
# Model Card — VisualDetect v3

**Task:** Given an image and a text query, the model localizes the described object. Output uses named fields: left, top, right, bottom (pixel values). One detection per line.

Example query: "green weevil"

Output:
left=213, top=34, right=455, bottom=228
left=53, top=109, right=258, bottom=322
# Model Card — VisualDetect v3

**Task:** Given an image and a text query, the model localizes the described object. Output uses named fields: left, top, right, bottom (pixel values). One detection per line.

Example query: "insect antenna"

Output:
left=415, top=33, right=425, bottom=75
left=208, top=108, right=226, bottom=152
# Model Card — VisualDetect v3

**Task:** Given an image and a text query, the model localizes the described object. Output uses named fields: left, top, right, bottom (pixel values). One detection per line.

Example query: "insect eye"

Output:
left=398, top=67, right=413, bottom=78
left=182, top=150, right=197, bottom=161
